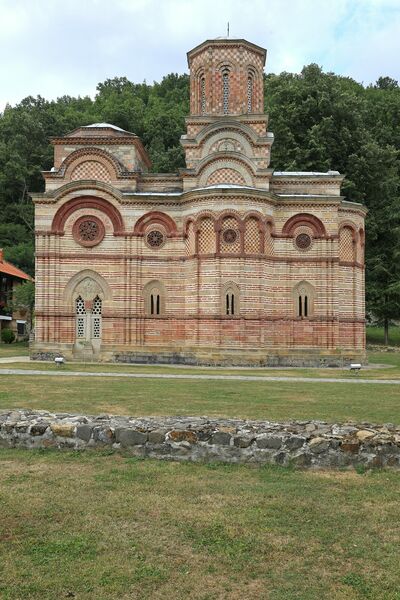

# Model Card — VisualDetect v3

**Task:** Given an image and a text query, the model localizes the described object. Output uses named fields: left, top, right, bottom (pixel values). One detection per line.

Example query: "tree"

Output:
left=11, top=280, right=35, bottom=331
left=1, top=64, right=399, bottom=338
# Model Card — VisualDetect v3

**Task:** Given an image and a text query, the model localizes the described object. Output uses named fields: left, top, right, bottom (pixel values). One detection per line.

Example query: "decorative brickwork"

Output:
left=198, top=217, right=216, bottom=254
left=207, top=168, right=246, bottom=186
left=70, top=160, right=112, bottom=182
left=244, top=217, right=261, bottom=254
left=31, top=37, right=366, bottom=365
left=339, top=226, right=356, bottom=262
left=220, top=217, right=241, bottom=254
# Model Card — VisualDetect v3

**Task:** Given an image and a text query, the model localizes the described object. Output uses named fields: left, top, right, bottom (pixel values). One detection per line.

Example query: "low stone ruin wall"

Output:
left=1, top=410, right=399, bottom=469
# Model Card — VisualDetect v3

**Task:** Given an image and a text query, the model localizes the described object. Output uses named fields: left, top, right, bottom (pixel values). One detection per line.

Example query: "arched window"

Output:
left=200, top=76, right=206, bottom=114
left=92, top=295, right=102, bottom=338
left=222, top=69, right=230, bottom=114
left=294, top=282, right=314, bottom=318
left=144, top=281, right=165, bottom=316
left=150, top=291, right=161, bottom=315
left=75, top=295, right=86, bottom=339
left=75, top=293, right=103, bottom=341
left=222, top=282, right=240, bottom=317
left=226, top=292, right=235, bottom=315
left=247, top=74, right=254, bottom=113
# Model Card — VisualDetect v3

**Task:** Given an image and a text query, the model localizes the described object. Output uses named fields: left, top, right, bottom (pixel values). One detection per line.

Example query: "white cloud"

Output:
left=0, top=0, right=399, bottom=111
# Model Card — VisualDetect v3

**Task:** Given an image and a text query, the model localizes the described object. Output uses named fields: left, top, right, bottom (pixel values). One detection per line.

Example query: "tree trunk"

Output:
left=384, top=318, right=389, bottom=346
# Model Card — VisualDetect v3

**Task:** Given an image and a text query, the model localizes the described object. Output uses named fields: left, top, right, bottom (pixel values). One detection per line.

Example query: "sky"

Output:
left=0, top=0, right=399, bottom=112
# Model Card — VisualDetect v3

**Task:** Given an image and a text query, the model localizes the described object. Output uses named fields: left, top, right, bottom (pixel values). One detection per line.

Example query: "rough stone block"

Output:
left=285, top=436, right=305, bottom=450
left=148, top=429, right=167, bottom=444
left=15, top=423, right=28, bottom=433
left=168, top=430, right=198, bottom=444
left=94, top=427, right=114, bottom=444
left=309, top=437, right=330, bottom=453
left=233, top=435, right=254, bottom=448
left=291, top=452, right=312, bottom=467
left=116, top=428, right=148, bottom=446
left=50, top=423, right=75, bottom=438
left=356, top=430, right=375, bottom=442
left=76, top=424, right=93, bottom=442
left=274, top=451, right=288, bottom=465
left=256, top=435, right=282, bottom=449
left=340, top=439, right=360, bottom=454
left=30, top=424, right=49, bottom=436
left=210, top=431, right=232, bottom=446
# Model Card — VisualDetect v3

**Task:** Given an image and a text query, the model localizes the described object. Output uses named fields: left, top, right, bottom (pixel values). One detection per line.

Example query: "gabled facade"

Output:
left=0, top=249, right=32, bottom=339
left=31, top=38, right=366, bottom=365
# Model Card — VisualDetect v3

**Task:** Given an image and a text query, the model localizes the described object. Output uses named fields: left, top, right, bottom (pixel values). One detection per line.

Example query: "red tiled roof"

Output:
left=0, top=250, right=31, bottom=281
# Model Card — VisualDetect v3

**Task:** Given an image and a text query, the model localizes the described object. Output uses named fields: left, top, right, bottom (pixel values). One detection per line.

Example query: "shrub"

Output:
left=1, top=328, right=15, bottom=344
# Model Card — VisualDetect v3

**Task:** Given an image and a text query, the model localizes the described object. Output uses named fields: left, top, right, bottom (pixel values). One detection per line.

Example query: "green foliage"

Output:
left=1, top=66, right=399, bottom=335
left=12, top=280, right=35, bottom=327
left=1, top=328, right=15, bottom=344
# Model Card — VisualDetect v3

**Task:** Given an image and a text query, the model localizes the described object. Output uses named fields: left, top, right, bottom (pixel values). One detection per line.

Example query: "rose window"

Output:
left=73, top=215, right=105, bottom=247
left=79, top=220, right=99, bottom=242
left=223, top=229, right=238, bottom=244
left=295, top=233, right=312, bottom=250
left=147, top=230, right=165, bottom=248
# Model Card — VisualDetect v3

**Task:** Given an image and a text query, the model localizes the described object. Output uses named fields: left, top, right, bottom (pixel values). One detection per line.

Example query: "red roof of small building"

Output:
left=0, top=249, right=31, bottom=281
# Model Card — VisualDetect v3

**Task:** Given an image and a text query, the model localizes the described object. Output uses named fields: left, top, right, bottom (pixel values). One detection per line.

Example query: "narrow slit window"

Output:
left=222, top=70, right=229, bottom=114
left=247, top=75, right=253, bottom=113
left=201, top=77, right=206, bottom=114
left=156, top=294, right=160, bottom=315
left=226, top=293, right=235, bottom=316
left=304, top=296, right=308, bottom=317
left=151, top=294, right=154, bottom=315
left=298, top=296, right=302, bottom=317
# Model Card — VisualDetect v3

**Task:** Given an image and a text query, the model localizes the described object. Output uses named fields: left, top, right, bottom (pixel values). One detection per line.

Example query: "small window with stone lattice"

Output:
left=222, top=70, right=230, bottom=114
left=75, top=295, right=86, bottom=338
left=91, top=295, right=102, bottom=339
left=201, top=77, right=206, bottom=114
left=247, top=75, right=253, bottom=113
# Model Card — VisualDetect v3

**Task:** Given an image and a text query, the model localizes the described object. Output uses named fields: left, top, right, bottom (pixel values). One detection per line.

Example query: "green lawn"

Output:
left=367, top=325, right=400, bottom=346
left=1, top=371, right=400, bottom=423
left=0, top=450, right=399, bottom=600
left=0, top=341, right=29, bottom=357
left=1, top=345, right=399, bottom=599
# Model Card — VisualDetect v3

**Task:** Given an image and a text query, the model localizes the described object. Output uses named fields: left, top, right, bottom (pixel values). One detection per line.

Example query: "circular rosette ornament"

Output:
left=73, top=216, right=105, bottom=247
left=146, top=230, right=166, bottom=248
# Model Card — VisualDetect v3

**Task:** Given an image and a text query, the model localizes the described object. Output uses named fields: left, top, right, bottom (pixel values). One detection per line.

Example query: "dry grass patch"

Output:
left=0, top=451, right=399, bottom=599
left=1, top=373, right=400, bottom=422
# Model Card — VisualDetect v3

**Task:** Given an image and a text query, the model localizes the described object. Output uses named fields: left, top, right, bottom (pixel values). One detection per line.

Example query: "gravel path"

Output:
left=0, top=367, right=399, bottom=385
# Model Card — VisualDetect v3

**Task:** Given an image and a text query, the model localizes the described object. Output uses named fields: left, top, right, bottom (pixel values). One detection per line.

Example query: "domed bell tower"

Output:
left=189, top=37, right=265, bottom=116
left=181, top=38, right=274, bottom=191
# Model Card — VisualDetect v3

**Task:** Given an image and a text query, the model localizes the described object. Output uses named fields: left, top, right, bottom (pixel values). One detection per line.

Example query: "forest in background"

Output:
left=0, top=66, right=399, bottom=331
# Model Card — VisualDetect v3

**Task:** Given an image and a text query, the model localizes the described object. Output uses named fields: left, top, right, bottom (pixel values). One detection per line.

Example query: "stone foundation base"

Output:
left=1, top=410, right=398, bottom=469
left=30, top=343, right=366, bottom=368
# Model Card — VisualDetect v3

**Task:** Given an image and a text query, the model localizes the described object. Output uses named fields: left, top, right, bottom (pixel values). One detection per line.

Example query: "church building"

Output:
left=31, top=38, right=366, bottom=365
